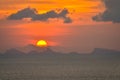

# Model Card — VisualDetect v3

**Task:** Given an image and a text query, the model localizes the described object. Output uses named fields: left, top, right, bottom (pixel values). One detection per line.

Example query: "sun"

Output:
left=36, top=40, right=48, bottom=47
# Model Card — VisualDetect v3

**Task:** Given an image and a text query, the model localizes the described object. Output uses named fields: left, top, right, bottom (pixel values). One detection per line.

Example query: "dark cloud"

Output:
left=7, top=7, right=72, bottom=23
left=7, top=8, right=37, bottom=20
left=92, top=0, right=120, bottom=23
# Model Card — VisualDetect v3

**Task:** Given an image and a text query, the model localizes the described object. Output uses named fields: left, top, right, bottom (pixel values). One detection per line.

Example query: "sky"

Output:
left=0, top=0, right=120, bottom=53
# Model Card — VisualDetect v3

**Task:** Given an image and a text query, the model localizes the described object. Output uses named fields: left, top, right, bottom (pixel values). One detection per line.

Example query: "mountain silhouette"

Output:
left=92, top=48, right=120, bottom=55
left=0, top=47, right=120, bottom=57
left=3, top=48, right=25, bottom=56
left=28, top=47, right=57, bottom=55
left=2, top=45, right=57, bottom=56
left=17, top=44, right=58, bottom=53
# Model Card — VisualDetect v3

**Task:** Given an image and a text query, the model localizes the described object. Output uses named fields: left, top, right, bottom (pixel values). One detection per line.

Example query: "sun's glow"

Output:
left=36, top=40, right=48, bottom=47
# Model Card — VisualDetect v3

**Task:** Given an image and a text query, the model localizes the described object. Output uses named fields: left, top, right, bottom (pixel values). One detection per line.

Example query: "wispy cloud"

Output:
left=0, top=0, right=55, bottom=5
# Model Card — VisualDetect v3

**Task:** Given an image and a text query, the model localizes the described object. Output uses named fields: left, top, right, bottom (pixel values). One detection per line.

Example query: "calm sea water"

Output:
left=0, top=55, right=120, bottom=80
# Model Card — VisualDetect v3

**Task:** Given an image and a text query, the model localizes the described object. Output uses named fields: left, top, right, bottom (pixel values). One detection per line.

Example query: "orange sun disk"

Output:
left=36, top=40, right=48, bottom=47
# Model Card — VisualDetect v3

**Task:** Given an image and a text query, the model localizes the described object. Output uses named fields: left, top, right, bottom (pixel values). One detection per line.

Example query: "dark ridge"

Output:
left=92, top=48, right=120, bottom=54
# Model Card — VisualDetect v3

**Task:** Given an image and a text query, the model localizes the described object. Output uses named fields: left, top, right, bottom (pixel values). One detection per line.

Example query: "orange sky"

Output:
left=0, top=0, right=120, bottom=53
left=0, top=0, right=104, bottom=19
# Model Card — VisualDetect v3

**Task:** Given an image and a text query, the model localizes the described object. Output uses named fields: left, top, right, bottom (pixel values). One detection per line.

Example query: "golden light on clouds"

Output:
left=0, top=0, right=104, bottom=19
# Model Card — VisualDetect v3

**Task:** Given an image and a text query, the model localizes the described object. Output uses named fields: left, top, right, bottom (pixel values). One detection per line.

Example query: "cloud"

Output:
left=7, top=7, right=72, bottom=23
left=92, top=0, right=120, bottom=23
left=7, top=8, right=37, bottom=20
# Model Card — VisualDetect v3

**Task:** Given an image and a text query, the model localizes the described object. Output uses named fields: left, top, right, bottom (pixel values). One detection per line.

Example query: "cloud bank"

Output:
left=7, top=7, right=72, bottom=23
left=93, top=0, right=120, bottom=23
